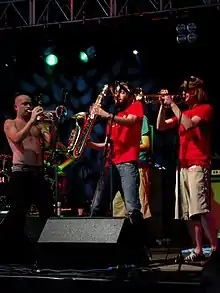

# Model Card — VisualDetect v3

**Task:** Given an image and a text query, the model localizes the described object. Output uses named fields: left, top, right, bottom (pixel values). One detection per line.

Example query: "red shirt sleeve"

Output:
left=117, top=101, right=143, bottom=144
left=171, top=104, right=213, bottom=123
left=171, top=116, right=177, bottom=123
left=193, top=104, right=213, bottom=122
left=125, top=101, right=144, bottom=118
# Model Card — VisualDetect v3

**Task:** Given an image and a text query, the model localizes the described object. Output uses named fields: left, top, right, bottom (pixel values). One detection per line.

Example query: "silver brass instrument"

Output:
left=28, top=105, right=67, bottom=122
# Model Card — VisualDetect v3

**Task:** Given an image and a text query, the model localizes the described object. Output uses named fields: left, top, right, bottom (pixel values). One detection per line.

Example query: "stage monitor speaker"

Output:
left=37, top=217, right=145, bottom=269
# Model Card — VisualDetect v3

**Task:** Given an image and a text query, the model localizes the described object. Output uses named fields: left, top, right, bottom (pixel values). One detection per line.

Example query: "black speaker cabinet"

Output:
left=37, top=217, right=145, bottom=269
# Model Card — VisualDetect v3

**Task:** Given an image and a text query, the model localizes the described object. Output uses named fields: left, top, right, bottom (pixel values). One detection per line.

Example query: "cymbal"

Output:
left=46, top=172, right=65, bottom=184
left=58, top=171, right=65, bottom=176
left=56, top=142, right=68, bottom=152
left=45, top=142, right=68, bottom=155
left=44, top=149, right=64, bottom=155
left=0, top=154, right=12, bottom=159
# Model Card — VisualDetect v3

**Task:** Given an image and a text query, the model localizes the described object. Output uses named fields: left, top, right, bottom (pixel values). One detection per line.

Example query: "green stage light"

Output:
left=79, top=51, right=88, bottom=63
left=45, top=54, right=58, bottom=66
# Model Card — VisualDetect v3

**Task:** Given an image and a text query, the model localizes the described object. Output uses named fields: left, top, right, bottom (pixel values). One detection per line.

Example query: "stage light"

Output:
left=176, top=35, right=187, bottom=44
left=176, top=24, right=186, bottom=34
left=133, top=50, right=138, bottom=55
left=187, top=23, right=197, bottom=33
left=45, top=54, right=58, bottom=66
left=176, top=22, right=198, bottom=44
left=79, top=51, right=89, bottom=63
left=79, top=46, right=96, bottom=63
left=187, top=33, right=197, bottom=43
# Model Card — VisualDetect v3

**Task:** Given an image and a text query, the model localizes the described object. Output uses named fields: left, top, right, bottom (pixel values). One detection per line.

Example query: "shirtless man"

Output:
left=1, top=95, right=54, bottom=252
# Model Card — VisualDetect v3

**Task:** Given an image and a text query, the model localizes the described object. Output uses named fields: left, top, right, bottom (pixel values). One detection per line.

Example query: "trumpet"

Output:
left=27, top=105, right=68, bottom=122
left=135, top=87, right=185, bottom=104
left=136, top=93, right=185, bottom=104
left=145, top=94, right=184, bottom=104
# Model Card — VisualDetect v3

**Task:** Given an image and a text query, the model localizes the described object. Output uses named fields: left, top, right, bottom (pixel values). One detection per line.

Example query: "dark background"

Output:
left=0, top=8, right=220, bottom=240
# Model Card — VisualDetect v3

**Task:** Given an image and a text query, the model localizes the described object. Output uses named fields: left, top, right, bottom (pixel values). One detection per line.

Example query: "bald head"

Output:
left=14, top=95, right=31, bottom=106
left=14, top=94, right=32, bottom=119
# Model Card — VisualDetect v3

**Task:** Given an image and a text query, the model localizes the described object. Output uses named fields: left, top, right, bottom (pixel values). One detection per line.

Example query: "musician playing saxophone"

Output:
left=113, top=113, right=151, bottom=219
left=1, top=95, right=54, bottom=259
left=88, top=82, right=144, bottom=223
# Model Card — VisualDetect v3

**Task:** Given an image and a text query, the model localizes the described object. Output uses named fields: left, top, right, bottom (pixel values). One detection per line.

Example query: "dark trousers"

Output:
left=91, top=162, right=142, bottom=221
left=67, top=174, right=86, bottom=215
left=0, top=170, right=54, bottom=243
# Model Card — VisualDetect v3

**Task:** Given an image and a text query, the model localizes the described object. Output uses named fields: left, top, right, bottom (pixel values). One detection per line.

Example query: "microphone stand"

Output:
left=103, top=115, right=115, bottom=215
left=174, top=112, right=184, bottom=271
left=53, top=109, right=65, bottom=217
left=90, top=109, right=116, bottom=217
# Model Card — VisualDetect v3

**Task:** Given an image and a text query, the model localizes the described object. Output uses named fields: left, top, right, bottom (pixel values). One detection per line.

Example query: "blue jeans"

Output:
left=91, top=162, right=142, bottom=218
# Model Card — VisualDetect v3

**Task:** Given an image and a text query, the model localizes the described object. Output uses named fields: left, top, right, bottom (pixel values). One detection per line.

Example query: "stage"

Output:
left=0, top=214, right=216, bottom=293
left=0, top=250, right=206, bottom=293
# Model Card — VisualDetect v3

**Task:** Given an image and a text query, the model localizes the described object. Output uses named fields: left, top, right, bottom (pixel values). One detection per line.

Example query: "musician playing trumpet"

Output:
left=1, top=94, right=54, bottom=260
left=156, top=77, right=217, bottom=263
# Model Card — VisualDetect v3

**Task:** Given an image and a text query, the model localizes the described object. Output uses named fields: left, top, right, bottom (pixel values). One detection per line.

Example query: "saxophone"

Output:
left=58, top=84, right=108, bottom=172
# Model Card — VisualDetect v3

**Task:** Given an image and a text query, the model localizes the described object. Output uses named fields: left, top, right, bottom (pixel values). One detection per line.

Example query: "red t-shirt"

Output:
left=106, top=101, right=144, bottom=165
left=172, top=104, right=213, bottom=169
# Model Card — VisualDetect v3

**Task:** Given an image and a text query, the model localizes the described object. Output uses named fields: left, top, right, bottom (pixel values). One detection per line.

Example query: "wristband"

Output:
left=107, top=113, right=114, bottom=121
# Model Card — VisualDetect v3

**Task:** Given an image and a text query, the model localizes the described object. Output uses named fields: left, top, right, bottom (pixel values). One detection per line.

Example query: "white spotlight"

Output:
left=133, top=50, right=138, bottom=55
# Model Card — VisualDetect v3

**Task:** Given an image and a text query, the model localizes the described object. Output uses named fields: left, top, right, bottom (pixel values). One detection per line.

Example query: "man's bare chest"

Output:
left=15, top=121, right=40, bottom=137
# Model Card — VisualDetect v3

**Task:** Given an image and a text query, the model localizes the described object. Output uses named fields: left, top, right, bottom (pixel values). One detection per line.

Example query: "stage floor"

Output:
left=151, top=249, right=203, bottom=270
left=0, top=251, right=205, bottom=293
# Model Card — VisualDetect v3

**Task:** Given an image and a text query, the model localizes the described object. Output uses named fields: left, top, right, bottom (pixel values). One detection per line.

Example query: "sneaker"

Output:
left=184, top=250, right=205, bottom=262
left=206, top=248, right=217, bottom=258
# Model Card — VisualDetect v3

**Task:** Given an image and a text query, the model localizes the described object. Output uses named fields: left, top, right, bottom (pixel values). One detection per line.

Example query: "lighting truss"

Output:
left=0, top=0, right=219, bottom=30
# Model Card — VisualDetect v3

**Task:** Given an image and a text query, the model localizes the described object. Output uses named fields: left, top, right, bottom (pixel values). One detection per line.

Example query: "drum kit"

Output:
left=0, top=145, right=70, bottom=213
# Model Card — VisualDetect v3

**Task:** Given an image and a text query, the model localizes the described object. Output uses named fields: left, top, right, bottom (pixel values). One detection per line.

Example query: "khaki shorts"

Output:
left=175, top=165, right=210, bottom=220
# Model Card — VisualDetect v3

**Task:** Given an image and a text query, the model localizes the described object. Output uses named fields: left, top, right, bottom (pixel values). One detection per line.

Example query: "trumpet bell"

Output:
left=55, top=105, right=68, bottom=119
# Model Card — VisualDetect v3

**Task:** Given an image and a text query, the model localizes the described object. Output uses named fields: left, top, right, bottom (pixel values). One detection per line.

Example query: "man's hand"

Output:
left=159, top=89, right=174, bottom=108
left=30, top=106, right=43, bottom=123
left=90, top=104, right=110, bottom=119
left=161, top=95, right=173, bottom=107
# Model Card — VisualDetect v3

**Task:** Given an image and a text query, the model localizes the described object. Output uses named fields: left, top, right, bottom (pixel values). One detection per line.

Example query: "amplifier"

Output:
left=211, top=173, right=220, bottom=230
left=211, top=169, right=220, bottom=176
